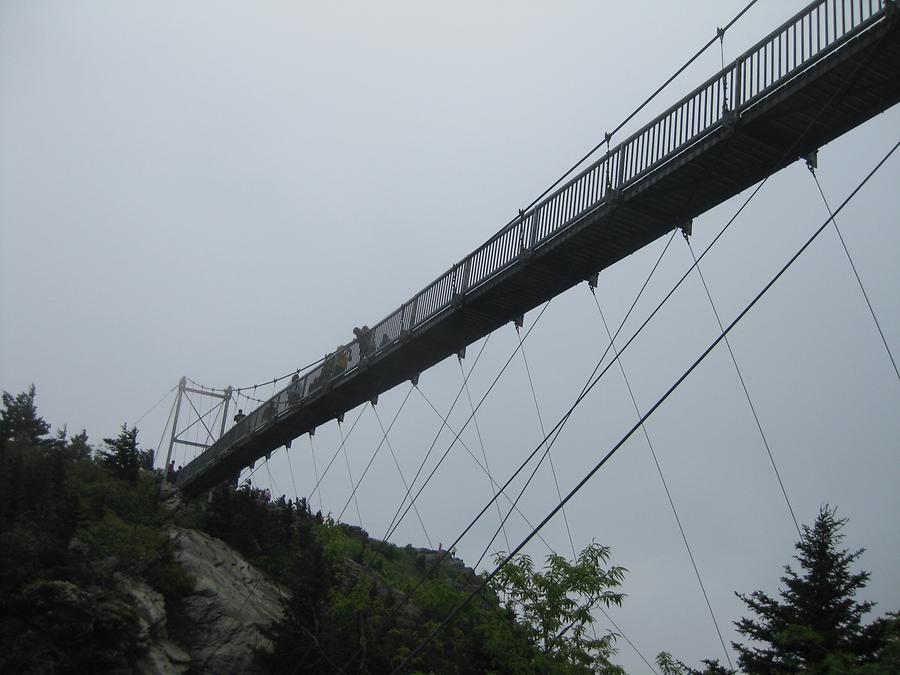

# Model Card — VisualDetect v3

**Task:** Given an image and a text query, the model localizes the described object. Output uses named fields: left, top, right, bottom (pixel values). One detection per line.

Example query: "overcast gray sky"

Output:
left=2, top=1, right=898, bottom=671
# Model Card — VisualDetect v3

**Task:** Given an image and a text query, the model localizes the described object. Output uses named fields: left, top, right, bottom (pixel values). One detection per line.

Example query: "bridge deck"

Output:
left=179, top=0, right=900, bottom=496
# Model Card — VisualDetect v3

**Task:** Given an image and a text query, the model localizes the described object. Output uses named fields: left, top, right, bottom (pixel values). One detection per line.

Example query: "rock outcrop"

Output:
left=120, top=578, right=190, bottom=675
left=166, top=526, right=288, bottom=674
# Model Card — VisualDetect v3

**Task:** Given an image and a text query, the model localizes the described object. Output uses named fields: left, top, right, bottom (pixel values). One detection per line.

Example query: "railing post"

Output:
left=529, top=206, right=541, bottom=248
left=515, top=209, right=528, bottom=252
left=459, top=257, right=472, bottom=294
left=611, top=144, right=626, bottom=197
left=733, top=56, right=744, bottom=113
left=405, top=296, right=418, bottom=332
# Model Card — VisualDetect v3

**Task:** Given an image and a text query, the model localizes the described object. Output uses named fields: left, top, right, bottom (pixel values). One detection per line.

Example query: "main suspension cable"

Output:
left=133, top=384, right=178, bottom=428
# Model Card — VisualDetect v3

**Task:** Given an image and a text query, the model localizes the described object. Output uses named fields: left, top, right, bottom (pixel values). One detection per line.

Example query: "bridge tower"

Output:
left=163, top=376, right=233, bottom=471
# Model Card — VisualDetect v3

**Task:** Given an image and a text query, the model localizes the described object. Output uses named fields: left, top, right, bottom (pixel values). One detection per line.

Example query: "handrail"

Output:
left=178, top=0, right=890, bottom=489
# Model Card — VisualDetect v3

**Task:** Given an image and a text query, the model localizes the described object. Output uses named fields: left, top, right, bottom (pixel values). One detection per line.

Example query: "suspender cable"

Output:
left=265, top=456, right=280, bottom=502
left=808, top=167, right=900, bottom=383
left=308, top=433, right=324, bottom=515
left=414, top=385, right=555, bottom=554
left=384, top=302, right=551, bottom=543
left=338, top=418, right=363, bottom=528
left=516, top=325, right=578, bottom=560
left=684, top=237, right=803, bottom=540
left=458, top=356, right=510, bottom=553
left=590, top=288, right=733, bottom=670
left=337, top=387, right=413, bottom=523
left=286, top=442, right=299, bottom=503
left=382, top=332, right=493, bottom=540
left=513, top=324, right=614, bottom=675
left=389, top=138, right=900, bottom=675
left=307, top=405, right=367, bottom=509
left=371, top=402, right=432, bottom=548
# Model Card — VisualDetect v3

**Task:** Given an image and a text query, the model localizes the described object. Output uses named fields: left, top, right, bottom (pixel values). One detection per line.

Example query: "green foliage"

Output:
left=0, top=580, right=143, bottom=673
left=0, top=387, right=192, bottom=671
left=656, top=651, right=735, bottom=675
left=200, top=482, right=556, bottom=673
left=98, top=423, right=152, bottom=485
left=734, top=505, right=893, bottom=674
left=1, top=384, right=51, bottom=448
left=489, top=542, right=627, bottom=673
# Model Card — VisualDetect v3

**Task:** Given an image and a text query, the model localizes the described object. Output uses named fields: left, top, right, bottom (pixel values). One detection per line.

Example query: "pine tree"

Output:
left=733, top=505, right=885, bottom=673
left=99, top=425, right=143, bottom=485
left=66, top=430, right=92, bottom=462
left=0, top=385, right=51, bottom=447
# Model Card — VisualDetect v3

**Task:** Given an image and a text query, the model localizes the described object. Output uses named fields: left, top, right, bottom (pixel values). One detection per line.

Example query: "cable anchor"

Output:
left=805, top=150, right=818, bottom=174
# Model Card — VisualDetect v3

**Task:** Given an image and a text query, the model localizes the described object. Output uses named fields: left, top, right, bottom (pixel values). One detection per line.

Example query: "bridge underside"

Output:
left=181, top=13, right=900, bottom=496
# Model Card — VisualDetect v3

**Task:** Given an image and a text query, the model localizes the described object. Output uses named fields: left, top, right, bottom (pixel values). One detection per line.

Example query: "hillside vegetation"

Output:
left=0, top=386, right=622, bottom=674
left=3, top=386, right=897, bottom=674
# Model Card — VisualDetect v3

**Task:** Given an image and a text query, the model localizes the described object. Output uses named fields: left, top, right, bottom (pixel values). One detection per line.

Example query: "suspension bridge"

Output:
left=133, top=1, right=900, bottom=670
left=170, top=0, right=899, bottom=497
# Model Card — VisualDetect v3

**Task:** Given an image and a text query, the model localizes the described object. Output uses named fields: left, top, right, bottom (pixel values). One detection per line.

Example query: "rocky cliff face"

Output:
left=124, top=526, right=288, bottom=674
left=168, top=526, right=288, bottom=674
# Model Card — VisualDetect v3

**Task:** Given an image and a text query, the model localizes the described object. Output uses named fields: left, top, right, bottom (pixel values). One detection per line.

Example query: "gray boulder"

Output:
left=166, top=526, right=288, bottom=674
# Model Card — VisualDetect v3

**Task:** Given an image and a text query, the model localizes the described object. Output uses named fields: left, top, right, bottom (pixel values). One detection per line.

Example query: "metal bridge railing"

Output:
left=179, top=0, right=889, bottom=490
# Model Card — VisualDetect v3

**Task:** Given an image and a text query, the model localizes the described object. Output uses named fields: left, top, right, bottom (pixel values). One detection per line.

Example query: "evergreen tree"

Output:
left=733, top=505, right=885, bottom=673
left=0, top=385, right=51, bottom=447
left=66, top=429, right=92, bottom=462
left=99, top=425, right=147, bottom=485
